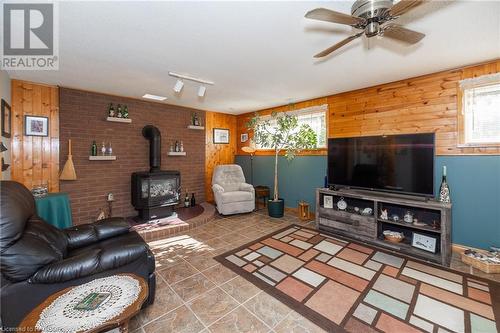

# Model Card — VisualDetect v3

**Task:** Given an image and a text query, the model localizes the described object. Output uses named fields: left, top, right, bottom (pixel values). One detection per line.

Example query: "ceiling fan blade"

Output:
left=388, top=0, right=426, bottom=17
left=382, top=24, right=425, bottom=44
left=305, top=8, right=365, bottom=26
left=314, top=32, right=363, bottom=58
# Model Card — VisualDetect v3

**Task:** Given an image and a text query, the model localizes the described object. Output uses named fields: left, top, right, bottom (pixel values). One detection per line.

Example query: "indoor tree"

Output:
left=247, top=111, right=317, bottom=216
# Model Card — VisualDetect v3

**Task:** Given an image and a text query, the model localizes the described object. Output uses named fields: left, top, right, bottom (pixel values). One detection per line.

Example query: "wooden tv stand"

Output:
left=315, top=188, right=452, bottom=266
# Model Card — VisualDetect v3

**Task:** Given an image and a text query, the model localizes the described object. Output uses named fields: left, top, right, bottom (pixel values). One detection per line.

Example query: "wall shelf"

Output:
left=167, top=152, right=186, bottom=156
left=89, top=155, right=116, bottom=161
left=187, top=125, right=204, bottom=130
left=107, top=117, right=132, bottom=123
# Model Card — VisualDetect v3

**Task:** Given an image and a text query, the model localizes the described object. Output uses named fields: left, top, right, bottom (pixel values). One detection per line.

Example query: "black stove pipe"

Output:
left=142, top=125, right=161, bottom=172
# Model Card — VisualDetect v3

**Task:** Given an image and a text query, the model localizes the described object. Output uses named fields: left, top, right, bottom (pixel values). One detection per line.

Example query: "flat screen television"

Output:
left=328, top=133, right=435, bottom=197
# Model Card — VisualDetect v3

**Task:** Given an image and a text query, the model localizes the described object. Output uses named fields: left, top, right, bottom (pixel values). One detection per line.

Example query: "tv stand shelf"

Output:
left=316, top=188, right=452, bottom=266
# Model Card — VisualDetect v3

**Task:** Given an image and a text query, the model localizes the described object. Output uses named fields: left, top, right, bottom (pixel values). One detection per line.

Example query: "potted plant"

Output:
left=247, top=111, right=317, bottom=217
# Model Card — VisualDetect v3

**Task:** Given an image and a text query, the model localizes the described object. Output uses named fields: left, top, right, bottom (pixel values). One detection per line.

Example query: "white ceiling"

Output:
left=8, top=1, right=500, bottom=114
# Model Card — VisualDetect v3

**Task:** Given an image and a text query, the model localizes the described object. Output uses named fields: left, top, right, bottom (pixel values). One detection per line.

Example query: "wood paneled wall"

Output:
left=205, top=111, right=237, bottom=202
left=11, top=80, right=59, bottom=191
left=236, top=59, right=500, bottom=156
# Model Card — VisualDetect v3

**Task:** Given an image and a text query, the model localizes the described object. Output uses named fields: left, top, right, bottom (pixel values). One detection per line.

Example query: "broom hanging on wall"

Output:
left=60, top=139, right=77, bottom=180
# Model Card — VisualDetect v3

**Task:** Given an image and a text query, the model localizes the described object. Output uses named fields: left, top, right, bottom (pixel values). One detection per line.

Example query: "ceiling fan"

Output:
left=305, top=0, right=427, bottom=58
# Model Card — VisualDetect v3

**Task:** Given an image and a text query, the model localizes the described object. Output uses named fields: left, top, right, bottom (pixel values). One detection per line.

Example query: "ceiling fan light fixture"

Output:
left=173, top=79, right=184, bottom=93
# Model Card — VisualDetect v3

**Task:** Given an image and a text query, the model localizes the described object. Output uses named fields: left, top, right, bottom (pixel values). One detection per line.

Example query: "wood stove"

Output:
left=131, top=125, right=180, bottom=220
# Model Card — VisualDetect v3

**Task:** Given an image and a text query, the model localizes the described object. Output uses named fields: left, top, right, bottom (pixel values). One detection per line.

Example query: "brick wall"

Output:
left=59, top=88, right=206, bottom=225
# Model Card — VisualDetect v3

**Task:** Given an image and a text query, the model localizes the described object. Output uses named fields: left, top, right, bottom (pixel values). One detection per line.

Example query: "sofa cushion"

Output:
left=68, top=231, right=148, bottom=273
left=29, top=250, right=100, bottom=284
left=218, top=191, right=254, bottom=204
left=1, top=232, right=61, bottom=282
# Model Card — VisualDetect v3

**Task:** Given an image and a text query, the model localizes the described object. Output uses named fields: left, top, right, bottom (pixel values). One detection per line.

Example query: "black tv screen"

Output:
left=328, top=133, right=435, bottom=196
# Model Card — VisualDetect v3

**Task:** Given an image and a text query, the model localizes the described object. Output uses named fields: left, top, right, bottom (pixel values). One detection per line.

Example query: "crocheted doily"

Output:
left=35, top=275, right=140, bottom=333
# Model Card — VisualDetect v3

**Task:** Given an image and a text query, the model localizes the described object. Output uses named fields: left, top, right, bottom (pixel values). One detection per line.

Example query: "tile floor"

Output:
left=130, top=210, right=499, bottom=333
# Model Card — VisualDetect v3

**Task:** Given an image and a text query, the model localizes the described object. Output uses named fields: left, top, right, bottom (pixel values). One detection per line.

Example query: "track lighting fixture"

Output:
left=198, top=85, right=206, bottom=97
left=173, top=79, right=184, bottom=93
left=169, top=72, right=214, bottom=98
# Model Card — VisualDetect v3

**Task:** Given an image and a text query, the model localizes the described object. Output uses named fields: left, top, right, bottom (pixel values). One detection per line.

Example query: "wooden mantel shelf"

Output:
left=89, top=155, right=116, bottom=161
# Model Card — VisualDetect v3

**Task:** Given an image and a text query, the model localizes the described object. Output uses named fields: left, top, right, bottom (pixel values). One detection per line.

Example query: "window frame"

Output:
left=254, top=104, right=328, bottom=151
left=457, top=75, right=500, bottom=148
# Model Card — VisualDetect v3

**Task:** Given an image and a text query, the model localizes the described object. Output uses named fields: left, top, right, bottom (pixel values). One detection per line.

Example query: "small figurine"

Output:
left=108, top=103, right=115, bottom=117
left=117, top=104, right=123, bottom=118
left=361, top=207, right=373, bottom=216
left=403, top=211, right=414, bottom=224
left=122, top=105, right=129, bottom=118
left=380, top=209, right=388, bottom=220
left=96, top=209, right=106, bottom=221
left=392, top=214, right=400, bottom=222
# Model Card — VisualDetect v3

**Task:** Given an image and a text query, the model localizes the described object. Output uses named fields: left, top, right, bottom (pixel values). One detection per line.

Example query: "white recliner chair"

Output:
left=212, top=164, right=255, bottom=215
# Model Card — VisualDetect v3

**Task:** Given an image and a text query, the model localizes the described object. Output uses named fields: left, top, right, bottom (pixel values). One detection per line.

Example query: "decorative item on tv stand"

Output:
left=439, top=165, right=451, bottom=203
left=247, top=109, right=317, bottom=218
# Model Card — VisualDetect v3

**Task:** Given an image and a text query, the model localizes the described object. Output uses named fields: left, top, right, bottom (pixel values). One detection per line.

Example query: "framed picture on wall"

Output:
left=25, top=115, right=49, bottom=137
left=213, top=128, right=230, bottom=144
left=241, top=133, right=248, bottom=143
left=1, top=99, right=11, bottom=138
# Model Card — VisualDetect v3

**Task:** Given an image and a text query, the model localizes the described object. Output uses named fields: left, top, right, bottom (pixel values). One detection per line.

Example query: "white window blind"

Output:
left=256, top=105, right=327, bottom=149
left=461, top=75, right=500, bottom=145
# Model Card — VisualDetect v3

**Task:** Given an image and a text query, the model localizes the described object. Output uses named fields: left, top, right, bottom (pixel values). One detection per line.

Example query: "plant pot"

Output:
left=268, top=198, right=284, bottom=218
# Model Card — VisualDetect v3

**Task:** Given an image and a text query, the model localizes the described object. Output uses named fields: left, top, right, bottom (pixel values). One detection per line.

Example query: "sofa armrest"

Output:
left=29, top=249, right=100, bottom=284
left=94, top=217, right=130, bottom=240
left=212, top=184, right=225, bottom=194
left=63, top=217, right=130, bottom=249
left=239, top=183, right=255, bottom=193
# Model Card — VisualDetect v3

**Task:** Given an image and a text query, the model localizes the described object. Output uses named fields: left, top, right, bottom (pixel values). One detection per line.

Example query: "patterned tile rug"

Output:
left=214, top=225, right=500, bottom=333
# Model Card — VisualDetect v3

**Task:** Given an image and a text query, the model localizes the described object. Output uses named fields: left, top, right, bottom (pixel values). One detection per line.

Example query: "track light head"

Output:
left=198, top=85, right=206, bottom=97
left=173, top=79, right=184, bottom=93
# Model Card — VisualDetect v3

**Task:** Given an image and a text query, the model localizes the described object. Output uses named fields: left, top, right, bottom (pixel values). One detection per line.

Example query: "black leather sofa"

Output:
left=0, top=181, right=156, bottom=329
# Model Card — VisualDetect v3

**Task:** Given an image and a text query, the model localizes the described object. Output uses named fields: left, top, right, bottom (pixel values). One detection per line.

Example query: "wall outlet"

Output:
left=107, top=193, right=114, bottom=202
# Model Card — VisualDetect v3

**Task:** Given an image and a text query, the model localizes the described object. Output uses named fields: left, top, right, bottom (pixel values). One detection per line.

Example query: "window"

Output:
left=256, top=105, right=327, bottom=149
left=459, top=74, right=500, bottom=146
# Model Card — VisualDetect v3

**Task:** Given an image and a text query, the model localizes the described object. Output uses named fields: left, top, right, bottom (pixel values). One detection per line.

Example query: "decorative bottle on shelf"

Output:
left=175, top=141, right=179, bottom=152
left=101, top=142, right=106, bottom=156
left=184, top=191, right=190, bottom=207
left=91, top=140, right=97, bottom=156
left=190, top=193, right=196, bottom=207
left=117, top=104, right=123, bottom=118
left=122, top=105, right=129, bottom=119
left=180, top=141, right=184, bottom=152
left=108, top=103, right=115, bottom=117
left=107, top=142, right=113, bottom=156
left=169, top=142, right=174, bottom=152
left=439, top=166, right=451, bottom=203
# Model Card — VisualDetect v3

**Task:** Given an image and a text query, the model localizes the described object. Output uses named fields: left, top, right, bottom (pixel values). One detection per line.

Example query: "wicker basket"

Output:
left=384, top=235, right=404, bottom=243
left=461, top=253, right=500, bottom=274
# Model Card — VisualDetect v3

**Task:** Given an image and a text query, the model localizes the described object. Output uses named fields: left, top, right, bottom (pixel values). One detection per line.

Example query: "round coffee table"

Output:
left=19, top=274, right=148, bottom=333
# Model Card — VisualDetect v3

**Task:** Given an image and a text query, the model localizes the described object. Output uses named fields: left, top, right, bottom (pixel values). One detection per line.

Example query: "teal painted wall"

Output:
left=235, top=155, right=500, bottom=250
